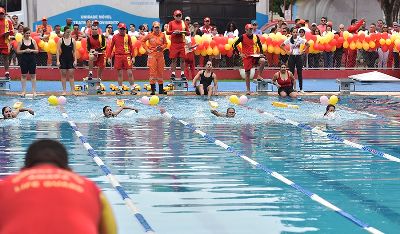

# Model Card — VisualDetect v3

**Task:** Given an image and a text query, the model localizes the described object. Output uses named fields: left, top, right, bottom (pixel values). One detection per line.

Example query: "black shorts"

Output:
left=195, top=85, right=209, bottom=95
left=59, top=59, right=74, bottom=69
left=278, top=86, right=295, bottom=96
left=20, top=60, right=36, bottom=74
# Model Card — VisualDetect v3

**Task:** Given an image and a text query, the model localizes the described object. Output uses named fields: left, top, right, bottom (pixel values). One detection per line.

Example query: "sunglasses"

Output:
left=175, top=14, right=182, bottom=17
left=119, top=28, right=126, bottom=30
left=204, top=20, right=210, bottom=22
left=321, top=20, right=326, bottom=22
left=185, top=19, right=190, bottom=21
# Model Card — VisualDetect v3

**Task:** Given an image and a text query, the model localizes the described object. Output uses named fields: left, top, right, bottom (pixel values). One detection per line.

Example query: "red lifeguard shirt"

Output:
left=0, top=18, right=14, bottom=48
left=0, top=164, right=102, bottom=234
left=107, top=33, right=134, bottom=57
left=277, top=71, right=293, bottom=88
left=167, top=20, right=189, bottom=44
left=233, top=33, right=263, bottom=56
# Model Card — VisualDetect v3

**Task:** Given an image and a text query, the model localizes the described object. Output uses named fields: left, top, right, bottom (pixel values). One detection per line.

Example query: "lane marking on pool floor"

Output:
left=60, top=110, right=155, bottom=234
left=337, top=104, right=400, bottom=125
left=241, top=105, right=400, bottom=164
left=150, top=106, right=383, bottom=234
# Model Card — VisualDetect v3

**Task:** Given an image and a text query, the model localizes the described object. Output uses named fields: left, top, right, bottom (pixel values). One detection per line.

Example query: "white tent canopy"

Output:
left=349, top=71, right=400, bottom=82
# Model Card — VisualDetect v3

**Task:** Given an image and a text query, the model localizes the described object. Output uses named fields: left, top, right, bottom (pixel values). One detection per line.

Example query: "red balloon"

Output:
left=337, top=37, right=344, bottom=44
left=30, top=32, right=39, bottom=37
left=382, top=32, right=388, bottom=39
left=227, top=50, right=233, bottom=57
left=33, top=36, right=41, bottom=44
left=381, top=45, right=388, bottom=52
left=12, top=40, right=18, bottom=50
left=364, top=36, right=371, bottom=43
left=358, top=33, right=365, bottom=41
left=352, top=34, right=358, bottom=42
left=202, top=41, right=209, bottom=48
left=334, top=34, right=339, bottom=39
left=325, top=44, right=332, bottom=52
left=266, top=37, right=272, bottom=45
left=210, top=40, right=216, bottom=48
left=197, top=44, right=204, bottom=50
left=135, top=41, right=142, bottom=48
left=81, top=38, right=87, bottom=49
left=311, top=35, right=317, bottom=42
left=305, top=32, right=312, bottom=41
left=217, top=43, right=224, bottom=51
left=191, top=37, right=195, bottom=44
left=329, top=39, right=337, bottom=46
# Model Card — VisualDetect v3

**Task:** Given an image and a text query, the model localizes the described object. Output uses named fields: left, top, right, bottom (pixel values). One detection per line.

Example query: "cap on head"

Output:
left=174, top=10, right=182, bottom=16
left=185, top=16, right=191, bottom=21
left=245, top=24, right=253, bottom=30
left=42, top=17, right=47, bottom=21
left=251, top=20, right=257, bottom=25
left=298, top=19, right=305, bottom=24
left=118, top=23, right=126, bottom=29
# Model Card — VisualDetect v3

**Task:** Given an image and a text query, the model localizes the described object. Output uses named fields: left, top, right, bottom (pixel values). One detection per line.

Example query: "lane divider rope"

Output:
left=150, top=105, right=383, bottom=234
left=242, top=105, right=400, bottom=163
left=61, top=110, right=155, bottom=233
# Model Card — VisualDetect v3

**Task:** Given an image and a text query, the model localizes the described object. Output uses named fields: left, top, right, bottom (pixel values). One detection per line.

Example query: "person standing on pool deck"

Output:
left=142, top=21, right=168, bottom=95
left=0, top=7, right=14, bottom=79
left=56, top=26, right=77, bottom=95
left=166, top=9, right=190, bottom=81
left=232, top=24, right=265, bottom=95
left=107, top=22, right=137, bottom=95
left=0, top=139, right=117, bottom=233
left=280, top=27, right=309, bottom=93
left=16, top=27, right=39, bottom=97
left=87, top=25, right=106, bottom=80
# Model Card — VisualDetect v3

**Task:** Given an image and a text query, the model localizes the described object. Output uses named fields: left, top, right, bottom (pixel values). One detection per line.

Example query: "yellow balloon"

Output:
left=229, top=95, right=239, bottom=105
left=116, top=99, right=125, bottom=107
left=224, top=43, right=231, bottom=50
left=206, top=47, right=213, bottom=56
left=329, top=95, right=339, bottom=105
left=149, top=95, right=159, bottom=106
left=48, top=95, right=59, bottom=106
left=356, top=41, right=362, bottom=49
left=362, top=42, right=369, bottom=51
left=13, top=101, right=23, bottom=109
left=212, top=47, right=219, bottom=56
left=139, top=46, right=146, bottom=55
left=130, top=36, right=137, bottom=44
left=349, top=42, right=356, bottom=50
left=385, top=38, right=391, bottom=46
left=343, top=41, right=349, bottom=49
left=76, top=41, right=82, bottom=50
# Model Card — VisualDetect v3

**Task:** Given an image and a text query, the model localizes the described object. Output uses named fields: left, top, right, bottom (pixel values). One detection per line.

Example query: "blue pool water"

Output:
left=0, top=96, right=399, bottom=233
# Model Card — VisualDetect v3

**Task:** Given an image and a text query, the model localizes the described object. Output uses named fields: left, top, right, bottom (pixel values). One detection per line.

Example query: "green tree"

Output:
left=270, top=0, right=297, bottom=17
left=380, top=0, right=400, bottom=25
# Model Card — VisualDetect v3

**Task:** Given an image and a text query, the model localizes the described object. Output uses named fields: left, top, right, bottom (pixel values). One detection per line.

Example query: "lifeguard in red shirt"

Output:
left=107, top=22, right=137, bottom=95
left=87, top=25, right=106, bottom=83
left=167, top=10, right=189, bottom=80
left=0, top=7, right=14, bottom=78
left=233, top=24, right=266, bottom=95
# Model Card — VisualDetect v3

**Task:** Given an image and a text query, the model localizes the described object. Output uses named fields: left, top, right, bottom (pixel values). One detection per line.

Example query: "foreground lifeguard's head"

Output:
left=24, top=139, right=70, bottom=170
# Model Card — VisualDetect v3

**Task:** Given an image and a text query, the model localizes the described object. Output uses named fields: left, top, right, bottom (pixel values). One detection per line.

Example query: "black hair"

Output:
left=351, top=19, right=357, bottom=25
left=54, top=24, right=61, bottom=28
left=270, top=27, right=276, bottom=33
left=22, top=27, right=31, bottom=34
left=321, top=16, right=328, bottom=21
left=324, top=104, right=336, bottom=116
left=299, top=28, right=305, bottom=34
left=295, top=18, right=300, bottom=23
left=139, top=25, right=145, bottom=31
left=130, top=23, right=136, bottom=28
left=73, top=24, right=79, bottom=27
left=103, top=106, right=111, bottom=114
left=226, top=21, right=237, bottom=32
left=289, top=27, right=297, bottom=44
left=226, top=107, right=235, bottom=113
left=24, top=139, right=70, bottom=170
left=63, top=26, right=70, bottom=31
left=2, top=106, right=9, bottom=116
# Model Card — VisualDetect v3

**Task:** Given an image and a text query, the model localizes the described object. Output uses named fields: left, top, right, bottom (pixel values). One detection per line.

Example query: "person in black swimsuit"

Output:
left=192, top=61, right=218, bottom=99
left=16, top=27, right=39, bottom=97
left=56, top=26, right=77, bottom=95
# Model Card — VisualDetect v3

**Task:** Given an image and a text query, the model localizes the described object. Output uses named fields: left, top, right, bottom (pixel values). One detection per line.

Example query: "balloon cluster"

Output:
left=140, top=96, right=159, bottom=106
left=342, top=31, right=400, bottom=52
left=48, top=95, right=67, bottom=106
left=320, top=95, right=339, bottom=105
left=229, top=95, right=248, bottom=105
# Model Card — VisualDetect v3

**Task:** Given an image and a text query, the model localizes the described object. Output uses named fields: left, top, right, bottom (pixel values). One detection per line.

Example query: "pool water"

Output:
left=0, top=96, right=399, bottom=234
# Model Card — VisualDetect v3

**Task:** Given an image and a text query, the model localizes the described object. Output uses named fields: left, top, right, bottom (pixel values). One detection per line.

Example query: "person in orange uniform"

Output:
left=233, top=24, right=265, bottom=95
left=142, top=21, right=168, bottom=95
left=87, top=25, right=106, bottom=81
left=0, top=7, right=14, bottom=78
left=0, top=139, right=117, bottom=234
left=167, top=10, right=190, bottom=80
left=107, top=22, right=137, bottom=95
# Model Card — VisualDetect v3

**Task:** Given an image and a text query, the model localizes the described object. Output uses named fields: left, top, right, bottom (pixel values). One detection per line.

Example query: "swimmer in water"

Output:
left=324, top=104, right=336, bottom=118
left=103, top=105, right=138, bottom=118
left=1, top=106, right=34, bottom=119
left=211, top=108, right=236, bottom=118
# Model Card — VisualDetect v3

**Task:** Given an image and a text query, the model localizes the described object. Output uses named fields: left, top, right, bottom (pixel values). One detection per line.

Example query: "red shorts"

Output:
left=243, top=57, right=259, bottom=71
left=114, top=54, right=132, bottom=70
left=0, top=47, right=10, bottom=55
left=185, top=52, right=195, bottom=62
left=169, top=44, right=185, bottom=59
left=93, top=54, right=106, bottom=68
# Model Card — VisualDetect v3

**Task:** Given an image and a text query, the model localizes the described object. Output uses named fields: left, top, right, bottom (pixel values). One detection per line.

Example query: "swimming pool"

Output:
left=1, top=96, right=399, bottom=233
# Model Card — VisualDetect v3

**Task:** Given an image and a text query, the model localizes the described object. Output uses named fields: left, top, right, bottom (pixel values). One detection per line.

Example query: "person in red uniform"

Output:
left=0, top=7, right=14, bottom=78
left=87, top=25, right=106, bottom=82
left=233, top=24, right=266, bottom=95
left=107, top=22, right=137, bottom=95
left=272, top=63, right=297, bottom=98
left=167, top=10, right=189, bottom=80
left=184, top=36, right=197, bottom=80
left=142, top=21, right=168, bottom=95
left=0, top=139, right=117, bottom=234
left=345, top=18, right=365, bottom=67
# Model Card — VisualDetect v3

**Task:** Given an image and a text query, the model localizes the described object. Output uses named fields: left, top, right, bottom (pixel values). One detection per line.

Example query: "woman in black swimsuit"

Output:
left=192, top=61, right=218, bottom=99
left=56, top=26, right=77, bottom=95
left=16, top=27, right=39, bottom=97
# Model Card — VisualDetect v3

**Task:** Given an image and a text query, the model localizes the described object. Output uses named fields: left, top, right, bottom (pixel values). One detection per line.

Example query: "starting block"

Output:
left=172, top=79, right=188, bottom=95
left=336, top=79, right=355, bottom=95
left=84, top=77, right=101, bottom=95
left=0, top=77, right=11, bottom=93
left=255, top=79, right=274, bottom=94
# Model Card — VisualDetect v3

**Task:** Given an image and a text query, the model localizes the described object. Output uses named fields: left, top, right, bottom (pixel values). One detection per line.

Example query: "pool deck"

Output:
left=2, top=91, right=400, bottom=97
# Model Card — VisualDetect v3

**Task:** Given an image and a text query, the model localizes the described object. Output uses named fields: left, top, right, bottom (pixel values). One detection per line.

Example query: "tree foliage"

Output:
left=380, top=0, right=400, bottom=25
left=270, top=0, right=297, bottom=17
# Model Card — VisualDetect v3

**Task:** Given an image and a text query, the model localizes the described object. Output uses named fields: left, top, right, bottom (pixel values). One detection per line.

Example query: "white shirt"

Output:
left=284, top=37, right=307, bottom=55
left=224, top=29, right=239, bottom=37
